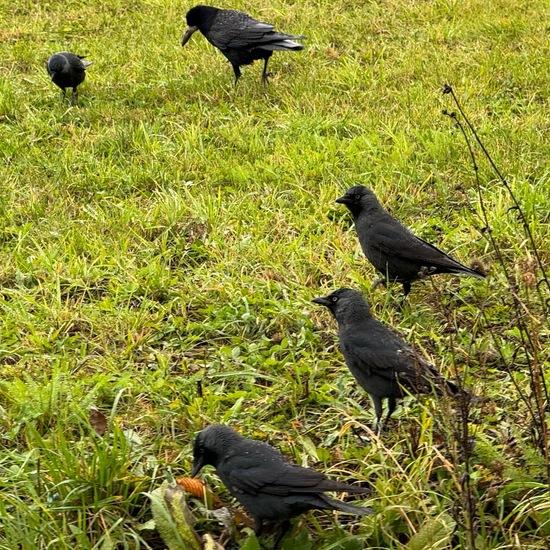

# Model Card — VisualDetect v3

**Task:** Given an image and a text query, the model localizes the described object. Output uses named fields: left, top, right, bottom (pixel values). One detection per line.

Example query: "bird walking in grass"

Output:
left=181, top=5, right=305, bottom=84
left=191, top=424, right=373, bottom=549
left=336, top=185, right=486, bottom=295
left=46, top=52, right=92, bottom=104
left=313, top=288, right=471, bottom=431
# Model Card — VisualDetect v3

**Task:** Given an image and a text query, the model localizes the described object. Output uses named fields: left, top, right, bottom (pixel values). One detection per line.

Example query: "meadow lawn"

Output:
left=0, top=0, right=549, bottom=548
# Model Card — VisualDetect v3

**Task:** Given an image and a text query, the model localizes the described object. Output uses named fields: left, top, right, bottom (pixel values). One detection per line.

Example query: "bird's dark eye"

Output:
left=332, top=296, right=338, bottom=302
left=355, top=194, right=361, bottom=201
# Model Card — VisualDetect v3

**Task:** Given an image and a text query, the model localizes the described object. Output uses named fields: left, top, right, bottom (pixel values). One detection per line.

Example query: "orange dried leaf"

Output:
left=176, top=477, right=206, bottom=499
left=291, top=420, right=303, bottom=430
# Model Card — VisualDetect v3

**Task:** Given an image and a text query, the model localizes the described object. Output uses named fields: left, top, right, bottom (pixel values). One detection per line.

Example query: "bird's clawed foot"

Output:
left=371, top=277, right=387, bottom=291
left=373, top=419, right=390, bottom=435
left=261, top=72, right=274, bottom=85
left=417, top=265, right=437, bottom=279
left=351, top=425, right=373, bottom=445
left=271, top=520, right=291, bottom=550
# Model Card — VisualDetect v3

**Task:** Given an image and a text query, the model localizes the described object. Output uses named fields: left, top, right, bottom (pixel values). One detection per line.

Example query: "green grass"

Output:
left=1, top=0, right=550, bottom=548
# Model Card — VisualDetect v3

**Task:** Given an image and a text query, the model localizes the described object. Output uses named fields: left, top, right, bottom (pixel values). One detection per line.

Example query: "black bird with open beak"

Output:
left=181, top=5, right=305, bottom=84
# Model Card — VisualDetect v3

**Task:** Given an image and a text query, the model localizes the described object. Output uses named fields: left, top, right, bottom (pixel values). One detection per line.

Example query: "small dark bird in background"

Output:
left=181, top=5, right=305, bottom=84
left=46, top=52, right=92, bottom=104
left=313, top=288, right=469, bottom=431
left=191, top=424, right=373, bottom=549
left=336, top=185, right=486, bottom=295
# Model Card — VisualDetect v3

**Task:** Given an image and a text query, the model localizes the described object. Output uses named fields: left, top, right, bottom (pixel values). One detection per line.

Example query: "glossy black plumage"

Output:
left=181, top=5, right=305, bottom=83
left=336, top=185, right=485, bottom=295
left=313, top=288, right=466, bottom=430
left=191, top=424, right=373, bottom=548
left=46, top=52, right=92, bottom=103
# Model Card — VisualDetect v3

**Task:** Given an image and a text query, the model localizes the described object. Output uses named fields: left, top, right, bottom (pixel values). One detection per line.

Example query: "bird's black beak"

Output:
left=335, top=195, right=351, bottom=205
left=181, top=25, right=198, bottom=47
left=190, top=456, right=205, bottom=477
left=312, top=296, right=331, bottom=307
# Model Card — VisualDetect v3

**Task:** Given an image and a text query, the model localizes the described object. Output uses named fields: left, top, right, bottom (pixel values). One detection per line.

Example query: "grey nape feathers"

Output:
left=313, top=288, right=474, bottom=430
left=46, top=52, right=92, bottom=104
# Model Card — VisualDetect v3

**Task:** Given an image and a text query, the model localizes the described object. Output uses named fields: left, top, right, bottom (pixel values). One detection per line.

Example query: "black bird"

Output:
left=313, top=288, right=467, bottom=430
left=46, top=52, right=92, bottom=104
left=336, top=185, right=485, bottom=295
left=191, top=424, right=373, bottom=549
left=181, top=5, right=305, bottom=83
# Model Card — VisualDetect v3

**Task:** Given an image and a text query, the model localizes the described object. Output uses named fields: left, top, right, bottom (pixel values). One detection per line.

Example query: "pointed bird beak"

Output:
left=312, top=296, right=331, bottom=307
left=190, top=457, right=204, bottom=477
left=181, top=25, right=198, bottom=47
left=335, top=195, right=351, bottom=204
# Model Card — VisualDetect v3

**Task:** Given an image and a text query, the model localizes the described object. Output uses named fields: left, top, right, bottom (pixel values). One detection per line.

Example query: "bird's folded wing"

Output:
left=371, top=222, right=460, bottom=266
left=228, top=463, right=327, bottom=496
left=209, top=19, right=276, bottom=49
left=344, top=328, right=429, bottom=379
left=393, top=349, right=443, bottom=391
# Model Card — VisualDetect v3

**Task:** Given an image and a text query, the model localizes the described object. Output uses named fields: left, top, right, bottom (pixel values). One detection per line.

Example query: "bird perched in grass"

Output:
left=191, top=424, right=373, bottom=549
left=181, top=5, right=305, bottom=84
left=336, top=185, right=486, bottom=295
left=313, top=288, right=470, bottom=431
left=46, top=52, right=92, bottom=104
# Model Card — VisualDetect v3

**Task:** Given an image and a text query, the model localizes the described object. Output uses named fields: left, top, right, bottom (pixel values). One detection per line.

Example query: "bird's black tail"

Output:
left=322, top=495, right=375, bottom=516
left=261, top=33, right=306, bottom=51
left=449, top=264, right=486, bottom=279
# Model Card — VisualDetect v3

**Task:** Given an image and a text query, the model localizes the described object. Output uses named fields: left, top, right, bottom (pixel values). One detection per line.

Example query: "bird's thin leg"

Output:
left=71, top=87, right=78, bottom=106
left=253, top=517, right=263, bottom=537
left=231, top=63, right=241, bottom=85
left=61, top=89, right=66, bottom=103
left=271, top=520, right=291, bottom=550
left=372, top=396, right=384, bottom=433
left=385, top=397, right=397, bottom=426
left=402, top=281, right=411, bottom=296
left=261, top=57, right=271, bottom=84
